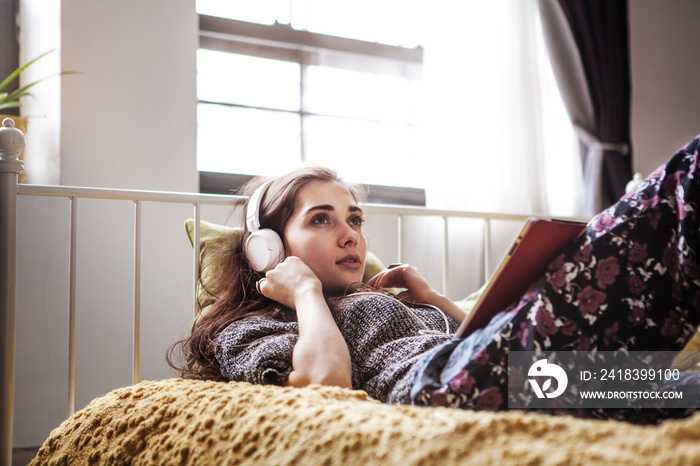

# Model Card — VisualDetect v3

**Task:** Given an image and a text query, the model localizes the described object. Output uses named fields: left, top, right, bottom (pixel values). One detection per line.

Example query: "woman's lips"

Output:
left=336, top=254, right=362, bottom=269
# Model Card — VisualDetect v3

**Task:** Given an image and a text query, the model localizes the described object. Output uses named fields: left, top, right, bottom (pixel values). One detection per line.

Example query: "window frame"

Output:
left=197, top=14, right=427, bottom=205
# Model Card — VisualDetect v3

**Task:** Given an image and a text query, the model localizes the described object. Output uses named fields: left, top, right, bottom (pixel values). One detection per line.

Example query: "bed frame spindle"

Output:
left=68, top=197, right=78, bottom=417
left=133, top=200, right=142, bottom=385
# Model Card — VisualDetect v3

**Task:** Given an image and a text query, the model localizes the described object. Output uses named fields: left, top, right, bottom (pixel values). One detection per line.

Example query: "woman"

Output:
left=173, top=166, right=465, bottom=403
left=171, top=136, right=700, bottom=422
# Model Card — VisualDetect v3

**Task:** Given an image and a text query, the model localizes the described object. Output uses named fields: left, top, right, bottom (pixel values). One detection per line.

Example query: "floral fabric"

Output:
left=411, top=135, right=700, bottom=424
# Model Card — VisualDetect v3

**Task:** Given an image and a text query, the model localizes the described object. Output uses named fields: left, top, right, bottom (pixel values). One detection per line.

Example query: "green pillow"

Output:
left=452, top=282, right=487, bottom=316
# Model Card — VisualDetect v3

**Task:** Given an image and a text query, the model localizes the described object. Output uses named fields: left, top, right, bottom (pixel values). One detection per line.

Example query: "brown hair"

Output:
left=168, top=166, right=367, bottom=381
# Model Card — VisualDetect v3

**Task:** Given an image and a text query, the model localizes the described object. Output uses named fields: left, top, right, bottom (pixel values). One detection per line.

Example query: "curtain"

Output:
left=538, top=0, right=632, bottom=216
left=423, top=0, right=580, bottom=216
left=0, top=0, right=20, bottom=117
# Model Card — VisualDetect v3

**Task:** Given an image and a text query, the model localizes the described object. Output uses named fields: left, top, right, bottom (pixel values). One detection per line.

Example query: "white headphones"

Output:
left=245, top=180, right=285, bottom=272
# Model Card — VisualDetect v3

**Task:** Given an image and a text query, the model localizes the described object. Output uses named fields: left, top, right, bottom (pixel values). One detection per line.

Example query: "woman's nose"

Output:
left=339, top=224, right=359, bottom=246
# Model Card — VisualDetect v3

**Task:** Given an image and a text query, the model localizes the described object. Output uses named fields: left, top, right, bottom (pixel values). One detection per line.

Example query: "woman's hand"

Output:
left=257, top=256, right=322, bottom=310
left=366, top=264, right=438, bottom=304
left=367, top=264, right=467, bottom=324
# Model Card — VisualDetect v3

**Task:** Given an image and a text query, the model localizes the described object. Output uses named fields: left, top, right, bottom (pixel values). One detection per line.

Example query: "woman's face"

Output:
left=283, top=180, right=367, bottom=295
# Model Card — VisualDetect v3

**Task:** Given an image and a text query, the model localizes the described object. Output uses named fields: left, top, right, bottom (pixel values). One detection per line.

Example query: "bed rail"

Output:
left=15, top=185, right=238, bottom=417
left=10, top=184, right=536, bottom=427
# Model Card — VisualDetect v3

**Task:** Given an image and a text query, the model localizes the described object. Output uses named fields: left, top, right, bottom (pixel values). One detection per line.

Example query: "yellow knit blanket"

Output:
left=31, top=378, right=700, bottom=465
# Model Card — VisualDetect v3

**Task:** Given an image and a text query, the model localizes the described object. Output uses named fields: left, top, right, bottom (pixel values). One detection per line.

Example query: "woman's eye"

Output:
left=311, top=214, right=330, bottom=224
left=350, top=216, right=365, bottom=226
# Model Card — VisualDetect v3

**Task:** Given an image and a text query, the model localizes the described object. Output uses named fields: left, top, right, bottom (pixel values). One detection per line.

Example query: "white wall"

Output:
left=629, top=0, right=700, bottom=177
left=14, top=0, right=202, bottom=448
left=12, top=0, right=700, bottom=449
left=60, top=1, right=199, bottom=191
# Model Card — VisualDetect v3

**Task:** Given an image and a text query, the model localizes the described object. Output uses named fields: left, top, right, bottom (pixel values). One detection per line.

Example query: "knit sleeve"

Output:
left=215, top=315, right=298, bottom=386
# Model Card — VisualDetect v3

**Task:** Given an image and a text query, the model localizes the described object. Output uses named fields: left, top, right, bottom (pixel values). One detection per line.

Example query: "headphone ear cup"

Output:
left=245, top=228, right=285, bottom=272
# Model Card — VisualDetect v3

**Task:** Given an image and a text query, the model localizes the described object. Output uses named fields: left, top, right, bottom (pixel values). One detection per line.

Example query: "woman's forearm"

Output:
left=286, top=285, right=352, bottom=388
left=426, top=292, right=468, bottom=325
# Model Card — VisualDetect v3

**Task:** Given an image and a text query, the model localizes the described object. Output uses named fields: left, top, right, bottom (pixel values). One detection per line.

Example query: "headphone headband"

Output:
left=246, top=180, right=273, bottom=233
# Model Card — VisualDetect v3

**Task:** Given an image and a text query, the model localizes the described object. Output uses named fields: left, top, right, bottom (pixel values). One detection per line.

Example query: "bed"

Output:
left=3, top=119, right=700, bottom=465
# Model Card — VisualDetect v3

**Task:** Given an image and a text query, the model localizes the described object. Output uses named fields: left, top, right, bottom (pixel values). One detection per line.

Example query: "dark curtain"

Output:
left=539, top=0, right=632, bottom=215
left=0, top=0, right=20, bottom=116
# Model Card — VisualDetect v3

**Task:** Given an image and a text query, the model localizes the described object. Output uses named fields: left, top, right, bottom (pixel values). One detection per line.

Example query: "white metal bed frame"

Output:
left=0, top=119, right=544, bottom=464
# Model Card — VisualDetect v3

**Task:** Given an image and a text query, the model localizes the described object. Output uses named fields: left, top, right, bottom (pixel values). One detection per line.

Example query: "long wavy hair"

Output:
left=167, top=166, right=368, bottom=381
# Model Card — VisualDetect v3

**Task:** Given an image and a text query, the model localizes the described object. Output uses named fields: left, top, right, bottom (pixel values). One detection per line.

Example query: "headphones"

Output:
left=245, top=180, right=285, bottom=272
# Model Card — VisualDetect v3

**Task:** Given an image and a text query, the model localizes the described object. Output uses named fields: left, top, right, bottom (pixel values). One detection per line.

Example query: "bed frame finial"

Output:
left=0, top=118, right=26, bottom=174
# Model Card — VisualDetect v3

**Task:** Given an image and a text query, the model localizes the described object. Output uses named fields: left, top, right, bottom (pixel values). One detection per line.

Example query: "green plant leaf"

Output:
left=2, top=77, right=60, bottom=103
left=0, top=102, right=22, bottom=111
left=0, top=49, right=55, bottom=94
left=0, top=50, right=78, bottom=109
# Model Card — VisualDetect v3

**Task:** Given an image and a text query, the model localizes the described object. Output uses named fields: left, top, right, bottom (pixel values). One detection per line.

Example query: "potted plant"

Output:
left=0, top=49, right=72, bottom=182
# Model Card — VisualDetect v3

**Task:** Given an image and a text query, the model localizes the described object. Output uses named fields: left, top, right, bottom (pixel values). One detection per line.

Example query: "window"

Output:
left=196, top=1, right=426, bottom=204
left=196, top=1, right=581, bottom=216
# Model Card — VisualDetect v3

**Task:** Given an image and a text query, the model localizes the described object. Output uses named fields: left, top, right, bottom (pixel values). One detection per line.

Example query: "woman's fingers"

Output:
left=368, top=263, right=439, bottom=304
left=368, top=264, right=417, bottom=289
left=260, top=256, right=322, bottom=309
left=256, top=277, right=267, bottom=295
left=367, top=266, right=403, bottom=288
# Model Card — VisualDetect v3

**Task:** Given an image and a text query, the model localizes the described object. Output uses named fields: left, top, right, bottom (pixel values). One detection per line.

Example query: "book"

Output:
left=456, top=218, right=587, bottom=338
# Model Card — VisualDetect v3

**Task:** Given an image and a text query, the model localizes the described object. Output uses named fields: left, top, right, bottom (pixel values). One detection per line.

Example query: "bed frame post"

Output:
left=0, top=118, right=25, bottom=465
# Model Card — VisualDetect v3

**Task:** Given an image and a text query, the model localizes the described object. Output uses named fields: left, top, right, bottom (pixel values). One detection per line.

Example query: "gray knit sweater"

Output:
left=215, top=294, right=458, bottom=404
